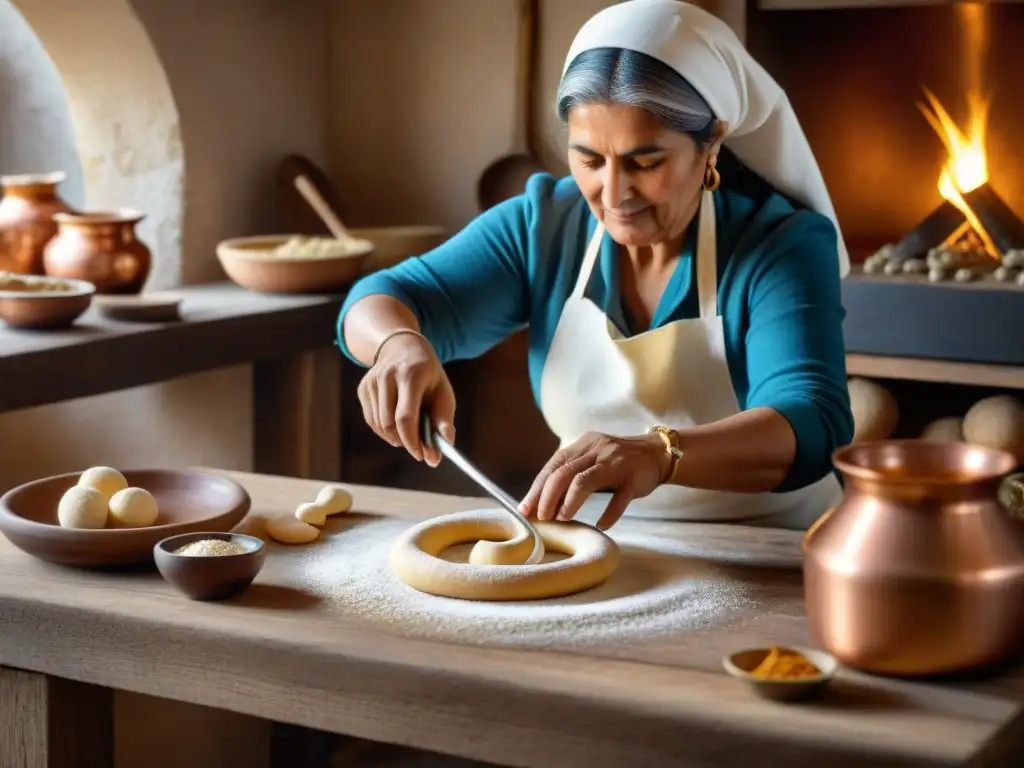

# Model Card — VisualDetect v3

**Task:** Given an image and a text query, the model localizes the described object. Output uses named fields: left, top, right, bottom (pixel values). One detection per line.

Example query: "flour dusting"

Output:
left=282, top=511, right=761, bottom=650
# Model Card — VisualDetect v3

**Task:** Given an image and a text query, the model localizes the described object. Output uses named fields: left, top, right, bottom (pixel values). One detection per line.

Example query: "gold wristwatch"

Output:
left=647, top=425, right=683, bottom=484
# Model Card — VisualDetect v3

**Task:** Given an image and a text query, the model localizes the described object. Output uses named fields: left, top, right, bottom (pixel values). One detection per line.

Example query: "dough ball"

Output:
left=999, top=473, right=1024, bottom=519
left=295, top=502, right=326, bottom=526
left=963, top=395, right=1024, bottom=463
left=848, top=377, right=899, bottom=443
left=314, top=486, right=352, bottom=516
left=77, top=466, right=128, bottom=502
left=920, top=417, right=964, bottom=443
left=267, top=517, right=320, bottom=545
left=107, top=487, right=159, bottom=528
left=57, top=486, right=108, bottom=529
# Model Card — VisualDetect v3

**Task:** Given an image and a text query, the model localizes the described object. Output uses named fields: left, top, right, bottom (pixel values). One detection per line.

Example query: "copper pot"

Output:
left=803, top=439, right=1024, bottom=677
left=0, top=172, right=73, bottom=275
left=43, top=210, right=151, bottom=294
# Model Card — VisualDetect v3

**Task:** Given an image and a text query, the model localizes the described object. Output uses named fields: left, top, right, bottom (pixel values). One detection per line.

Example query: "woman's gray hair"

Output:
left=556, top=48, right=717, bottom=146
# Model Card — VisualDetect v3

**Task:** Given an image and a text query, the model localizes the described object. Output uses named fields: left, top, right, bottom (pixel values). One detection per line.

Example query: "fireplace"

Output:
left=748, top=2, right=1024, bottom=366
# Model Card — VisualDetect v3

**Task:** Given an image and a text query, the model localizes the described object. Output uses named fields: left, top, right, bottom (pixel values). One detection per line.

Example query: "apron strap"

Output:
left=571, top=222, right=605, bottom=300
left=696, top=189, right=719, bottom=320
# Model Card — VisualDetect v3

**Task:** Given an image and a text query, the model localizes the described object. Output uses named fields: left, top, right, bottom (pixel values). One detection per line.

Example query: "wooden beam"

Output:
left=0, top=666, right=113, bottom=768
left=254, top=348, right=342, bottom=481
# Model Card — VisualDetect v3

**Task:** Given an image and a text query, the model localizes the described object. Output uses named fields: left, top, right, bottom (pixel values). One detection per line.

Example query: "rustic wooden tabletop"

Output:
left=1, top=468, right=1022, bottom=767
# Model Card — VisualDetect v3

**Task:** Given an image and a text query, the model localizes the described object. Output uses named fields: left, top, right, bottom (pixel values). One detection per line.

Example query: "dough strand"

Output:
left=389, top=509, right=619, bottom=601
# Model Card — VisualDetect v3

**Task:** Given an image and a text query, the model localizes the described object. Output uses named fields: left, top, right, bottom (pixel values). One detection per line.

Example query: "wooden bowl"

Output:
left=722, top=646, right=837, bottom=702
left=0, top=470, right=251, bottom=567
left=0, top=273, right=94, bottom=329
left=348, top=225, right=448, bottom=274
left=94, top=292, right=182, bottom=323
left=154, top=532, right=265, bottom=600
left=216, top=234, right=374, bottom=294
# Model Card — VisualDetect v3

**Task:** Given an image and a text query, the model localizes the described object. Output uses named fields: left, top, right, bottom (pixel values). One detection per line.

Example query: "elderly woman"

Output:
left=337, top=0, right=853, bottom=532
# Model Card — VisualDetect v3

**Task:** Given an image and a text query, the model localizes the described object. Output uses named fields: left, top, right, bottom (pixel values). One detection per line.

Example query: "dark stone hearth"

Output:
left=841, top=271, right=1024, bottom=366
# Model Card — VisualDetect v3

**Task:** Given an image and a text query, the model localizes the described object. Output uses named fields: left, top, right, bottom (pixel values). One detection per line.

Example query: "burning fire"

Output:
left=916, top=3, right=996, bottom=258
left=918, top=88, right=989, bottom=203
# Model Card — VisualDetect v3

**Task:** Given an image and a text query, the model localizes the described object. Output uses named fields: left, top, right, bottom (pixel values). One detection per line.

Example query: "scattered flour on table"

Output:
left=283, top=513, right=763, bottom=650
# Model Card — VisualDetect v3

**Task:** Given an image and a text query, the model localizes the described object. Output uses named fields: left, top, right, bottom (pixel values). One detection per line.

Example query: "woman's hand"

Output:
left=357, top=333, right=456, bottom=466
left=519, top=432, right=670, bottom=530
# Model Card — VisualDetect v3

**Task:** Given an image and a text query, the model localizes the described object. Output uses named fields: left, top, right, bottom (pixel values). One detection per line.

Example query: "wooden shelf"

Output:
left=847, top=353, right=1024, bottom=390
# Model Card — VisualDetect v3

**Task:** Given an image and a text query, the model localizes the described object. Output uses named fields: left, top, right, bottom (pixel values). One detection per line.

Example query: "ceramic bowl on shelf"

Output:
left=347, top=225, right=448, bottom=274
left=0, top=470, right=251, bottom=567
left=0, top=272, right=95, bottom=329
left=154, top=531, right=266, bottom=600
left=216, top=234, right=374, bottom=294
left=722, top=646, right=838, bottom=702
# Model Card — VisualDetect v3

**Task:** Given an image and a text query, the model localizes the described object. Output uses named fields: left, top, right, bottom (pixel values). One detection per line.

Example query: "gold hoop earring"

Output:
left=703, top=165, right=721, bottom=192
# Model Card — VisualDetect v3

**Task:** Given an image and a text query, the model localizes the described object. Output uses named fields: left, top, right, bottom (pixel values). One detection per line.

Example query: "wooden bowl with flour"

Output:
left=216, top=234, right=374, bottom=294
left=0, top=271, right=94, bottom=329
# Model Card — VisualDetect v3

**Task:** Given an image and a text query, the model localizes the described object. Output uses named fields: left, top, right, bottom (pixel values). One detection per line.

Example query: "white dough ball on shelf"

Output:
left=58, top=486, right=108, bottom=529
left=77, top=466, right=128, bottom=502
left=847, top=377, right=899, bottom=443
left=108, top=487, right=159, bottom=528
left=314, top=486, right=353, bottom=516
left=920, top=417, right=964, bottom=443
left=963, top=395, right=1024, bottom=463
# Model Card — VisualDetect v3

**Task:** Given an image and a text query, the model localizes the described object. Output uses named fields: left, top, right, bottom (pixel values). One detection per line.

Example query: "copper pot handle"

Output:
left=802, top=506, right=836, bottom=553
left=999, top=472, right=1024, bottom=520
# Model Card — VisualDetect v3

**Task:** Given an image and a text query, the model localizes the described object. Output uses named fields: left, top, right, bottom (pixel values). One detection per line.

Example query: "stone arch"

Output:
left=6, top=0, right=184, bottom=289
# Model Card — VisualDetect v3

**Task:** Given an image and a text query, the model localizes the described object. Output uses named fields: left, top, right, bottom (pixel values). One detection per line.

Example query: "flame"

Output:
left=917, top=88, right=989, bottom=200
left=915, top=3, right=995, bottom=257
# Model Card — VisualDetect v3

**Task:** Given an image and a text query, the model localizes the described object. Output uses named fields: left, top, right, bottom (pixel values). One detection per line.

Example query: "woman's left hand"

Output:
left=519, top=431, right=671, bottom=530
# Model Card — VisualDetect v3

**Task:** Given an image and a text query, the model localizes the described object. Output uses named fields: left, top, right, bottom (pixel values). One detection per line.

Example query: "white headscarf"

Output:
left=563, top=0, right=849, bottom=277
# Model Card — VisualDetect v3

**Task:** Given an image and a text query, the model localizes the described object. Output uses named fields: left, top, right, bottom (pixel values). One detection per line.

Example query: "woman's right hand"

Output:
left=357, top=333, right=456, bottom=467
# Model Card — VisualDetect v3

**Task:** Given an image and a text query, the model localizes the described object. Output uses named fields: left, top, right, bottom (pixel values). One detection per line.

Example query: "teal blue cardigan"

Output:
left=337, top=155, right=853, bottom=491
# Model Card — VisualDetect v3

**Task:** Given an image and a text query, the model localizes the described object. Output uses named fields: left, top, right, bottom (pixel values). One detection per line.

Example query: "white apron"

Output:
left=537, top=196, right=842, bottom=530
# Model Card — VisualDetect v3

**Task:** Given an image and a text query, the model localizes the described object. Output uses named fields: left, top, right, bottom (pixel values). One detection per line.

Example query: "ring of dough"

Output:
left=389, top=509, right=620, bottom=601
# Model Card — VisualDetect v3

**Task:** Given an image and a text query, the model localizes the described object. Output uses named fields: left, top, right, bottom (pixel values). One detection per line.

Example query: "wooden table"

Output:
left=0, top=283, right=343, bottom=480
left=2, top=469, right=1023, bottom=768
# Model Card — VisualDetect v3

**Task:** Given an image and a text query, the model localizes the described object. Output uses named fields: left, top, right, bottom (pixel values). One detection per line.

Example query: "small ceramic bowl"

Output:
left=154, top=532, right=266, bottom=601
left=0, top=470, right=251, bottom=567
left=0, top=273, right=95, bottom=329
left=722, top=646, right=838, bottom=702
left=94, top=292, right=182, bottom=323
left=216, top=234, right=374, bottom=294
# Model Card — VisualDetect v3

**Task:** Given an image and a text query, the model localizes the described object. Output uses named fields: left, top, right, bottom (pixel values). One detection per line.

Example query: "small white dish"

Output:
left=723, top=646, right=838, bottom=702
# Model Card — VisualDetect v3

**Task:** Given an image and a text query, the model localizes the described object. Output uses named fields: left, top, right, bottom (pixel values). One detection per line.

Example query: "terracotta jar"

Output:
left=43, top=210, right=151, bottom=294
left=804, top=439, right=1024, bottom=677
left=0, top=172, right=73, bottom=275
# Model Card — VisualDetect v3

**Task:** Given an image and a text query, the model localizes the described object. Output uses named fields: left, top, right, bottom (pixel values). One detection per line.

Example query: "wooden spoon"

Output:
left=293, top=175, right=350, bottom=240
left=276, top=154, right=345, bottom=236
left=476, top=0, right=545, bottom=211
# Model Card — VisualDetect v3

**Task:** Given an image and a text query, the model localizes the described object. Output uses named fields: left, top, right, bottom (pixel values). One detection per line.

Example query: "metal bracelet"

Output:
left=371, top=329, right=428, bottom=367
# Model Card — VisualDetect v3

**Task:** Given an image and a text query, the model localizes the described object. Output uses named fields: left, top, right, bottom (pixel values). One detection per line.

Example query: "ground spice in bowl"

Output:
left=173, top=539, right=247, bottom=557
left=749, top=647, right=822, bottom=680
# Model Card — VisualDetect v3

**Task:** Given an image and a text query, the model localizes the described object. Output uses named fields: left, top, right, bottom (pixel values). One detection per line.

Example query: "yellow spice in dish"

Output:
left=174, top=539, right=246, bottom=557
left=749, top=647, right=821, bottom=680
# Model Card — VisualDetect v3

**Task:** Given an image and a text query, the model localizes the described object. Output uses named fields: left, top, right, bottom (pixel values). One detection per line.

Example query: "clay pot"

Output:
left=0, top=172, right=74, bottom=275
left=43, top=209, right=151, bottom=294
left=804, top=439, right=1024, bottom=677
